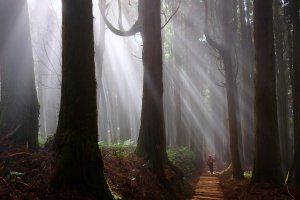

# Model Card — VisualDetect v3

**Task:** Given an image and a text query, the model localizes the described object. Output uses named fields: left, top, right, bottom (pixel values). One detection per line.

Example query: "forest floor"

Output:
left=218, top=165, right=298, bottom=200
left=1, top=136, right=298, bottom=200
left=0, top=137, right=200, bottom=200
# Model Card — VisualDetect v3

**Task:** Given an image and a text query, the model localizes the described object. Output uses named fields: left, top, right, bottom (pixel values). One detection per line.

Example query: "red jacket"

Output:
left=207, top=157, right=214, bottom=166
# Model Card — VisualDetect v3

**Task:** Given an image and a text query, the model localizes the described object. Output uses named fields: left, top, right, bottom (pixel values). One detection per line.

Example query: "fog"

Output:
left=1, top=0, right=290, bottom=167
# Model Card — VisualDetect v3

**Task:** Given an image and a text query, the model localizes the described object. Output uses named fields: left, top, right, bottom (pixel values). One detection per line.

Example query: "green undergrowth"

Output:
left=243, top=170, right=252, bottom=179
left=38, top=135, right=47, bottom=147
left=167, top=146, right=198, bottom=177
left=98, top=140, right=136, bottom=158
left=98, top=141, right=198, bottom=178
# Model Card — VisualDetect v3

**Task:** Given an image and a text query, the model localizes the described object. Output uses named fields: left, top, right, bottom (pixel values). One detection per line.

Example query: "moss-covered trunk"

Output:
left=51, top=0, right=114, bottom=198
left=0, top=0, right=39, bottom=150
left=135, top=0, right=167, bottom=181
left=251, top=0, right=283, bottom=184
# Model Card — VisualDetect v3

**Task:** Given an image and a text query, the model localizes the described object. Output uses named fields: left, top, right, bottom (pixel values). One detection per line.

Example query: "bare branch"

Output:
left=203, top=0, right=223, bottom=51
left=161, top=12, right=167, bottom=24
left=216, top=83, right=226, bottom=88
left=99, top=0, right=141, bottom=37
left=131, top=53, right=142, bottom=60
left=5, top=124, right=22, bottom=139
left=8, top=152, right=33, bottom=158
left=161, top=0, right=182, bottom=30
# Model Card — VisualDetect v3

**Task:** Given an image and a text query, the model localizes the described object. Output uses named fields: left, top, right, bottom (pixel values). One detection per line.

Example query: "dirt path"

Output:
left=190, top=169, right=224, bottom=200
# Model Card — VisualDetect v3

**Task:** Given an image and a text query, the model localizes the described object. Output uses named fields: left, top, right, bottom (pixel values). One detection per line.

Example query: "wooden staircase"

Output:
left=190, top=173, right=224, bottom=200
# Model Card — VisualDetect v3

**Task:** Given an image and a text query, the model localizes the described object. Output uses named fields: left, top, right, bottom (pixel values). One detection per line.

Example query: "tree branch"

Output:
left=8, top=152, right=33, bottom=158
left=203, top=0, right=223, bottom=51
left=216, top=83, right=226, bottom=88
left=99, top=0, right=141, bottom=37
left=161, top=0, right=182, bottom=30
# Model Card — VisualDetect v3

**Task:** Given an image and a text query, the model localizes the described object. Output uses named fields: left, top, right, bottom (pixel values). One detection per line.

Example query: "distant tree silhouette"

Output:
left=0, top=0, right=39, bottom=149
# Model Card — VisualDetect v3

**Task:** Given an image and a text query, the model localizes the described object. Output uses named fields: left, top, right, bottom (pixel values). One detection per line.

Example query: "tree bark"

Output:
left=274, top=0, right=289, bottom=173
left=51, top=0, right=115, bottom=198
left=222, top=50, right=244, bottom=179
left=135, top=0, right=167, bottom=181
left=238, top=0, right=254, bottom=166
left=291, top=0, right=300, bottom=186
left=251, top=0, right=283, bottom=184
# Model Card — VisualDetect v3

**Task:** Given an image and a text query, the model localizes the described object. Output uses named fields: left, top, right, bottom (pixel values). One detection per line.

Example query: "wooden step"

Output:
left=195, top=190, right=223, bottom=194
left=192, top=195, right=224, bottom=200
left=190, top=175, right=224, bottom=200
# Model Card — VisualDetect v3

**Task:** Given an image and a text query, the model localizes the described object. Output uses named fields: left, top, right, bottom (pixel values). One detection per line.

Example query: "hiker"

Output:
left=207, top=155, right=214, bottom=174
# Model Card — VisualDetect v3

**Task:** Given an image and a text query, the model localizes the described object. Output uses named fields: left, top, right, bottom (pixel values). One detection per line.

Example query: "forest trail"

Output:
left=190, top=169, right=224, bottom=200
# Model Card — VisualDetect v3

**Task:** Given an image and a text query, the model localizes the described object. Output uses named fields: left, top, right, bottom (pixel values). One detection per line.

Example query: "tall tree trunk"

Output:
left=232, top=1, right=245, bottom=166
left=291, top=0, right=300, bottom=186
left=238, top=0, right=254, bottom=166
left=0, top=0, right=39, bottom=150
left=245, top=0, right=254, bottom=152
left=99, top=0, right=168, bottom=180
left=173, top=4, right=187, bottom=147
left=222, top=50, right=244, bottom=179
left=251, top=0, right=282, bottom=184
left=274, top=0, right=289, bottom=173
left=245, top=0, right=254, bottom=67
left=51, top=0, right=114, bottom=198
left=135, top=0, right=167, bottom=181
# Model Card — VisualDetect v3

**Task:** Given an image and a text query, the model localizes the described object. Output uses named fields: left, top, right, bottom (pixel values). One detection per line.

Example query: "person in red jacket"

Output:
left=207, top=155, right=214, bottom=174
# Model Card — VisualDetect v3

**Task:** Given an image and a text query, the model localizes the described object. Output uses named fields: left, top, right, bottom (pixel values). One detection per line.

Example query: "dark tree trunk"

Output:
left=0, top=0, right=39, bottom=150
left=135, top=0, right=167, bottom=181
left=51, top=0, right=114, bottom=198
left=291, top=0, right=300, bottom=186
left=274, top=0, right=289, bottom=173
left=232, top=1, right=245, bottom=166
left=222, top=51, right=244, bottom=179
left=238, top=0, right=254, bottom=166
left=173, top=4, right=188, bottom=147
left=251, top=0, right=283, bottom=184
left=100, top=0, right=168, bottom=180
left=245, top=0, right=255, bottom=140
left=245, top=0, right=254, bottom=67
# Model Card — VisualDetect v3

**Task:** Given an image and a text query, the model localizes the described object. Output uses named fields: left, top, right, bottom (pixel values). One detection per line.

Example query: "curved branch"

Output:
left=203, top=0, right=223, bottom=51
left=161, top=0, right=182, bottom=30
left=99, top=0, right=141, bottom=37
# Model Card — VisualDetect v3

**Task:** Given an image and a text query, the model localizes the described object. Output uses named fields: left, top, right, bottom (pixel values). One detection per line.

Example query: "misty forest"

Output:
left=0, top=0, right=299, bottom=199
